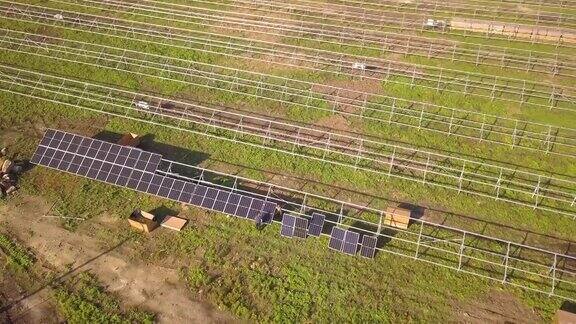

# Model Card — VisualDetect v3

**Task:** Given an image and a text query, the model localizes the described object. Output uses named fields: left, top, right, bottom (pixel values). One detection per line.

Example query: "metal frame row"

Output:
left=243, top=0, right=576, bottom=28
left=1, top=65, right=575, bottom=218
left=76, top=0, right=576, bottom=47
left=31, top=0, right=576, bottom=109
left=5, top=1, right=574, bottom=80
left=3, top=28, right=575, bottom=160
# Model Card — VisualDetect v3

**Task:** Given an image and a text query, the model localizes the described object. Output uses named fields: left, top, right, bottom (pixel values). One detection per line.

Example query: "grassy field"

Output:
left=0, top=0, right=575, bottom=322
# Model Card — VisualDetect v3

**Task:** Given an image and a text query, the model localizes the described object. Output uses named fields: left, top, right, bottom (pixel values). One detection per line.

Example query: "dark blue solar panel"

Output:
left=360, top=235, right=377, bottom=259
left=39, top=131, right=53, bottom=147
left=329, top=227, right=345, bottom=251
left=293, top=217, right=308, bottom=239
left=147, top=175, right=164, bottom=195
left=213, top=191, right=230, bottom=212
left=145, top=154, right=162, bottom=173
left=118, top=146, right=131, bottom=157
left=224, top=193, right=241, bottom=215
left=107, top=172, right=120, bottom=185
left=96, top=170, right=109, bottom=182
left=130, top=170, right=143, bottom=181
left=261, top=201, right=277, bottom=224
left=33, top=130, right=283, bottom=229
left=116, top=175, right=129, bottom=187
left=191, top=185, right=207, bottom=206
left=68, top=163, right=80, bottom=174
left=168, top=179, right=186, bottom=201
left=134, top=158, right=148, bottom=171
left=343, top=231, right=360, bottom=255
left=280, top=213, right=296, bottom=237
left=158, top=177, right=174, bottom=198
left=201, top=188, right=218, bottom=209
left=248, top=199, right=264, bottom=220
left=236, top=196, right=252, bottom=218
left=86, top=167, right=99, bottom=179
left=180, top=182, right=195, bottom=203
left=308, top=212, right=325, bottom=237
left=136, top=177, right=150, bottom=192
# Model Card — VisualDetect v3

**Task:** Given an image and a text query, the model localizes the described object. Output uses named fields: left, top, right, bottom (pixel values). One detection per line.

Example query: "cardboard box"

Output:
left=117, top=133, right=142, bottom=147
left=384, top=206, right=411, bottom=229
left=128, top=210, right=159, bottom=233
left=554, top=309, right=576, bottom=324
left=161, top=215, right=188, bottom=232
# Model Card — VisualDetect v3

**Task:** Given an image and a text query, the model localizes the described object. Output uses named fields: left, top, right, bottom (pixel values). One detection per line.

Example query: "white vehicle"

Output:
left=352, top=62, right=367, bottom=70
left=53, top=14, right=64, bottom=20
left=424, top=19, right=448, bottom=29
left=135, top=100, right=150, bottom=110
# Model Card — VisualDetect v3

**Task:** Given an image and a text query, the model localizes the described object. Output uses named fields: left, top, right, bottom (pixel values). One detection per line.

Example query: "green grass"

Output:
left=0, top=233, right=35, bottom=271
left=0, top=0, right=574, bottom=322
left=52, top=272, right=154, bottom=324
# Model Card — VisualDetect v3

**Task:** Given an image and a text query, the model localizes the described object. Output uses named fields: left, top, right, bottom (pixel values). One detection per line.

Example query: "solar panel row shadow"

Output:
left=31, top=129, right=277, bottom=225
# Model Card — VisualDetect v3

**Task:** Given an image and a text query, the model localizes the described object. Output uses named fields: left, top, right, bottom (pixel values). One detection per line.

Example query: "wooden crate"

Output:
left=554, top=309, right=576, bottom=324
left=383, top=206, right=411, bottom=229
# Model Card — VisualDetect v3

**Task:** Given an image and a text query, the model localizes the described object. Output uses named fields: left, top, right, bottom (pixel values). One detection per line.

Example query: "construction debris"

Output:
left=383, top=206, right=412, bottom=229
left=117, top=132, right=142, bottom=147
left=0, top=148, right=24, bottom=198
left=128, top=209, right=189, bottom=233
left=128, top=210, right=159, bottom=233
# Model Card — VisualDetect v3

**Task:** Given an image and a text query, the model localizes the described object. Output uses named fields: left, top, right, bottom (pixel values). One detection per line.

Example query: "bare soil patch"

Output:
left=451, top=289, right=541, bottom=323
left=311, top=78, right=382, bottom=113
left=451, top=18, right=575, bottom=44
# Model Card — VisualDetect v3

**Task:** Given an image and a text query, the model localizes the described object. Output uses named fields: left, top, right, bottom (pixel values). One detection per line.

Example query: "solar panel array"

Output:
left=329, top=227, right=365, bottom=257
left=32, top=129, right=374, bottom=259
left=31, top=129, right=276, bottom=223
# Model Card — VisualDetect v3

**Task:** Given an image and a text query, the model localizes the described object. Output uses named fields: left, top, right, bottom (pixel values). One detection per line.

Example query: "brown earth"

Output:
left=311, top=78, right=382, bottom=113
left=452, top=289, right=541, bottom=323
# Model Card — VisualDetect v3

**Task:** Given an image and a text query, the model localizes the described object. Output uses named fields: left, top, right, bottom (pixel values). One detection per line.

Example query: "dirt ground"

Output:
left=452, top=289, right=541, bottom=323
left=0, top=195, right=237, bottom=323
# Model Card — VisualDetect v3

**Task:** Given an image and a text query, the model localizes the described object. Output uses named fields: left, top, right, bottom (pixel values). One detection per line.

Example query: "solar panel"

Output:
left=224, top=193, right=241, bottom=215
left=280, top=213, right=296, bottom=237
left=31, top=129, right=277, bottom=227
left=308, top=212, right=325, bottom=237
left=343, top=231, right=360, bottom=255
left=329, top=227, right=346, bottom=251
left=261, top=201, right=276, bottom=224
left=360, top=235, right=378, bottom=259
left=293, top=217, right=308, bottom=239
left=236, top=196, right=252, bottom=218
